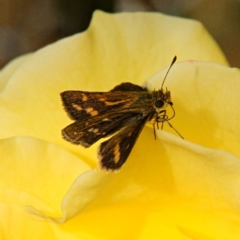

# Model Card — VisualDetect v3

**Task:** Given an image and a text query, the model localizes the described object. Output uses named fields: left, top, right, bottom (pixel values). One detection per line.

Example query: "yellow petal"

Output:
left=0, top=53, right=32, bottom=91
left=0, top=10, right=238, bottom=239
left=0, top=136, right=90, bottom=239
left=30, top=130, right=240, bottom=239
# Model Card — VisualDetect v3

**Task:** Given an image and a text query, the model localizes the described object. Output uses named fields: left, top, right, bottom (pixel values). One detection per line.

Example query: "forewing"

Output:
left=61, top=90, right=143, bottom=121
left=62, top=112, right=137, bottom=147
left=61, top=82, right=149, bottom=121
left=98, top=115, right=149, bottom=171
left=110, top=82, right=145, bottom=92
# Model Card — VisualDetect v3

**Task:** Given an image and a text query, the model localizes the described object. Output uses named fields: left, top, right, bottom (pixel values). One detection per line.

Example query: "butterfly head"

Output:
left=153, top=89, right=172, bottom=113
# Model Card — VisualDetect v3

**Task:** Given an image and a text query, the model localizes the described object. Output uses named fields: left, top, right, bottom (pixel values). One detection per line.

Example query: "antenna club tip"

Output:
left=172, top=56, right=177, bottom=64
left=161, top=56, right=177, bottom=89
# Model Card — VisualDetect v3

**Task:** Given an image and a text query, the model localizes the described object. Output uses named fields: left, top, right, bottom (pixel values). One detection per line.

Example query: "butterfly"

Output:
left=61, top=56, right=182, bottom=171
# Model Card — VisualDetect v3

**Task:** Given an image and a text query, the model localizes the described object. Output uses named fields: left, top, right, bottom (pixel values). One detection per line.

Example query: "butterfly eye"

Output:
left=154, top=99, right=164, bottom=108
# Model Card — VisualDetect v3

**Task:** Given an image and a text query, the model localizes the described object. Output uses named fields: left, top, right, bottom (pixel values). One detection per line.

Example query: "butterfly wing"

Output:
left=60, top=82, right=149, bottom=121
left=98, top=114, right=149, bottom=171
left=61, top=82, right=153, bottom=171
left=62, top=112, right=138, bottom=147
left=110, top=82, right=145, bottom=92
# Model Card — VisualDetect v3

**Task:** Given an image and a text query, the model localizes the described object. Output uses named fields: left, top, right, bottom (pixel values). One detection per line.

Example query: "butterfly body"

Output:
left=61, top=82, right=173, bottom=171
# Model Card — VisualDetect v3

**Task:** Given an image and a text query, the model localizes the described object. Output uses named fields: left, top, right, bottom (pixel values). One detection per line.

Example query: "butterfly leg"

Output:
left=153, top=110, right=167, bottom=139
left=154, top=109, right=184, bottom=139
left=157, top=110, right=168, bottom=130
left=153, top=119, right=157, bottom=140
left=165, top=121, right=184, bottom=139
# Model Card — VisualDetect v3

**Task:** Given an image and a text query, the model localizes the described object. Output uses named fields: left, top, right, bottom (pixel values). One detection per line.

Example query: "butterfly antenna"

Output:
left=161, top=56, right=177, bottom=89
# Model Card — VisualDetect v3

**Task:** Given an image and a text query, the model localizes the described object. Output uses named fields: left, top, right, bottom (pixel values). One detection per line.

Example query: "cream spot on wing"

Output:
left=72, top=103, right=82, bottom=111
left=102, top=118, right=109, bottom=121
left=99, top=97, right=106, bottom=101
left=113, top=144, right=120, bottom=163
left=88, top=128, right=99, bottom=133
left=81, top=94, right=88, bottom=101
left=93, top=129, right=99, bottom=133
left=86, top=107, right=98, bottom=116
left=105, top=100, right=127, bottom=106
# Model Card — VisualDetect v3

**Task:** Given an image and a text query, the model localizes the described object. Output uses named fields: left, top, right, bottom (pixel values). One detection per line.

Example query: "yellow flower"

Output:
left=1, top=10, right=240, bottom=240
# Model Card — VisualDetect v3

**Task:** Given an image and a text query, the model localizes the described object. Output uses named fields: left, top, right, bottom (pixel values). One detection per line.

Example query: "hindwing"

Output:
left=62, top=112, right=140, bottom=147
left=98, top=114, right=149, bottom=171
